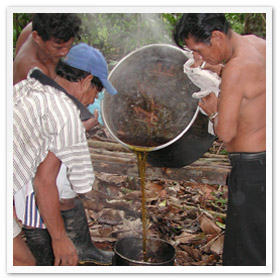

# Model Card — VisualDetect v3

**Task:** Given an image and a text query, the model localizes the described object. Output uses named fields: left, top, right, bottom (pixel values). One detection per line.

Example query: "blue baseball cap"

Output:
left=64, top=43, right=117, bottom=95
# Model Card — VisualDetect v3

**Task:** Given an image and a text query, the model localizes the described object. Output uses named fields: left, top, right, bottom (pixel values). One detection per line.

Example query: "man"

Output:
left=13, top=13, right=114, bottom=265
left=13, top=66, right=95, bottom=266
left=13, top=13, right=81, bottom=84
left=13, top=13, right=82, bottom=266
left=174, top=13, right=266, bottom=266
left=14, top=13, right=99, bottom=129
left=14, top=43, right=117, bottom=266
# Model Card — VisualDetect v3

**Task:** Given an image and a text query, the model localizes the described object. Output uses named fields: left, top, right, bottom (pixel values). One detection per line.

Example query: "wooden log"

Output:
left=88, top=139, right=231, bottom=185
left=90, top=155, right=229, bottom=185
left=88, top=139, right=130, bottom=153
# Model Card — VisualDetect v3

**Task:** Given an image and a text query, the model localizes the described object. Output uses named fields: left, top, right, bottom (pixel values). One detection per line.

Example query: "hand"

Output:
left=191, top=52, right=204, bottom=68
left=191, top=52, right=223, bottom=76
left=198, top=92, right=218, bottom=116
left=83, top=110, right=99, bottom=131
left=52, top=233, right=79, bottom=266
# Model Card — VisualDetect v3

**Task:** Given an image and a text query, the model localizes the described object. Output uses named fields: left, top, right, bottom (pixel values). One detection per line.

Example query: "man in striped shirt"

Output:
left=13, top=43, right=117, bottom=266
left=13, top=13, right=83, bottom=266
left=13, top=14, right=113, bottom=266
left=13, top=67, right=94, bottom=266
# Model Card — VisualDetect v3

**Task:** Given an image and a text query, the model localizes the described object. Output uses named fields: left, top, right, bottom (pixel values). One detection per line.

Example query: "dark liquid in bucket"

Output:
left=135, top=150, right=148, bottom=262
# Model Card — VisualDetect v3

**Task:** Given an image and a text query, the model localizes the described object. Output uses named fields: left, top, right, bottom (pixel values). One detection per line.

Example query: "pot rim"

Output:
left=113, top=236, right=176, bottom=266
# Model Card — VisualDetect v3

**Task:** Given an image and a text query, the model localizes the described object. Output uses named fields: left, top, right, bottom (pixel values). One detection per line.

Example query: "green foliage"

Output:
left=78, top=13, right=174, bottom=68
left=13, top=13, right=266, bottom=63
left=225, top=13, right=266, bottom=38
left=225, top=13, right=245, bottom=34
left=13, top=13, right=32, bottom=47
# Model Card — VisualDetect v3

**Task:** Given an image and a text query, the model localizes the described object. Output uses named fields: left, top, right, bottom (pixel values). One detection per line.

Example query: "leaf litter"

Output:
left=81, top=171, right=228, bottom=266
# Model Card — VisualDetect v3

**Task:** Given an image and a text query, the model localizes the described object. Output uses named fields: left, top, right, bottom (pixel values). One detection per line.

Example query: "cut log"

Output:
left=88, top=139, right=230, bottom=185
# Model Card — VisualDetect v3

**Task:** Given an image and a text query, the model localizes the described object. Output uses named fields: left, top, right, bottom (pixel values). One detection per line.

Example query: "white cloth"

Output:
left=13, top=217, right=22, bottom=238
left=14, top=164, right=76, bottom=229
left=183, top=54, right=221, bottom=135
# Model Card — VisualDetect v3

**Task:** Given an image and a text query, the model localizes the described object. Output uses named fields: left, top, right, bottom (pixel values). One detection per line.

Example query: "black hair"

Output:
left=173, top=13, right=231, bottom=49
left=55, top=59, right=103, bottom=91
left=32, top=13, right=81, bottom=42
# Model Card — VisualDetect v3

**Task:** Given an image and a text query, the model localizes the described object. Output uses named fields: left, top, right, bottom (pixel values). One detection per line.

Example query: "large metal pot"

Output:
left=102, top=44, right=215, bottom=167
left=113, top=236, right=176, bottom=266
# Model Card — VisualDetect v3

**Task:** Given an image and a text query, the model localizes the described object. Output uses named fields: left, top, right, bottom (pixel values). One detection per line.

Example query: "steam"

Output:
left=132, top=13, right=174, bottom=46
left=79, top=13, right=174, bottom=66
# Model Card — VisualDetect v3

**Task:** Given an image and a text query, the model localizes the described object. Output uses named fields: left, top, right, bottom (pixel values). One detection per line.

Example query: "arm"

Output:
left=33, top=151, right=79, bottom=266
left=199, top=62, right=244, bottom=143
left=203, top=62, right=224, bottom=76
left=214, top=64, right=244, bottom=143
left=15, top=22, right=32, bottom=55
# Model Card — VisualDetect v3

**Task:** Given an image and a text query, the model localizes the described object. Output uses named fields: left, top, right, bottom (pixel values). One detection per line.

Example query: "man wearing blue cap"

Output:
left=64, top=43, right=117, bottom=96
left=14, top=43, right=117, bottom=266
left=65, top=43, right=117, bottom=127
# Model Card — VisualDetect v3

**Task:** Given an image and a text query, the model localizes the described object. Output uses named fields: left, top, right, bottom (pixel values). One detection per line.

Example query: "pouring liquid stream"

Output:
left=135, top=150, right=148, bottom=262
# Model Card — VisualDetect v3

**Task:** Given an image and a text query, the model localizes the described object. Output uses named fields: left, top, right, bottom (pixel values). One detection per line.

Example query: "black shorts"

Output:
left=222, top=152, right=266, bottom=266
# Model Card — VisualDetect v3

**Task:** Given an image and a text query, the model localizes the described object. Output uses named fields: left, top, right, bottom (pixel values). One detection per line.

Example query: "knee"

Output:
left=13, top=235, right=36, bottom=266
left=60, top=198, right=76, bottom=210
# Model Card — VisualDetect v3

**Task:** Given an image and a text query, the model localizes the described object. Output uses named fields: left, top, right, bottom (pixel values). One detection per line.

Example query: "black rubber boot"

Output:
left=61, top=198, right=113, bottom=265
left=23, top=228, right=54, bottom=266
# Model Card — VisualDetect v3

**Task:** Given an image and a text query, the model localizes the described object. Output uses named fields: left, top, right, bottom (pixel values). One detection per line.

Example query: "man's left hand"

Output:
left=198, top=92, right=218, bottom=116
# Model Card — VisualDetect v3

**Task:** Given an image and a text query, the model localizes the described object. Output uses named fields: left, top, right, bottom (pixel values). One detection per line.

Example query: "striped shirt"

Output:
left=24, top=192, right=46, bottom=228
left=13, top=68, right=94, bottom=195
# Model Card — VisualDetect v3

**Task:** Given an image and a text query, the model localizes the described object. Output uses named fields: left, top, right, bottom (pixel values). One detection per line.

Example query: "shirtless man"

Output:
left=13, top=14, right=81, bottom=84
left=174, top=13, right=266, bottom=266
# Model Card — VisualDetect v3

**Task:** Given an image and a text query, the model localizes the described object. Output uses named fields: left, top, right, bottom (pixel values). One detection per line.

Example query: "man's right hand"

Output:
left=33, top=152, right=79, bottom=266
left=52, top=233, right=79, bottom=266
left=83, top=110, right=99, bottom=131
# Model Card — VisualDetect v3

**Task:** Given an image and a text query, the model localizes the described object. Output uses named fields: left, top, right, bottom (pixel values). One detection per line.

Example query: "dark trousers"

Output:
left=222, top=152, right=266, bottom=266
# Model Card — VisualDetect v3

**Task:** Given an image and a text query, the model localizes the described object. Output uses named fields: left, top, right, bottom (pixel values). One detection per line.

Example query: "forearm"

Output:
left=32, top=152, right=78, bottom=265
left=33, top=179, right=66, bottom=239
left=203, top=62, right=223, bottom=76
left=33, top=152, right=64, bottom=238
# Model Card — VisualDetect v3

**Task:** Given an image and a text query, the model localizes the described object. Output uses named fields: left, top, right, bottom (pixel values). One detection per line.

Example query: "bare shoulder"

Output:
left=240, top=35, right=266, bottom=98
left=222, top=35, right=266, bottom=99
left=13, top=51, right=46, bottom=85
left=15, top=22, right=32, bottom=55
left=13, top=37, right=47, bottom=84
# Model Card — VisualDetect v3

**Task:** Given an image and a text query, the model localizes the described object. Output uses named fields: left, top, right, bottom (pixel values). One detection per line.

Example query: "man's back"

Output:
left=219, top=34, right=266, bottom=152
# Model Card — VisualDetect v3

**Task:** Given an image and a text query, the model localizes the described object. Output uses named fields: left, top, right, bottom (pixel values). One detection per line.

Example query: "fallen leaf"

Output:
left=159, top=189, right=167, bottom=198
left=146, top=181, right=163, bottom=192
left=97, top=209, right=124, bottom=225
left=183, top=245, right=201, bottom=261
left=210, top=235, right=224, bottom=255
left=122, top=190, right=141, bottom=200
left=83, top=199, right=104, bottom=212
left=122, top=218, right=142, bottom=235
left=158, top=200, right=167, bottom=207
left=175, top=232, right=206, bottom=245
left=198, top=213, right=222, bottom=234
